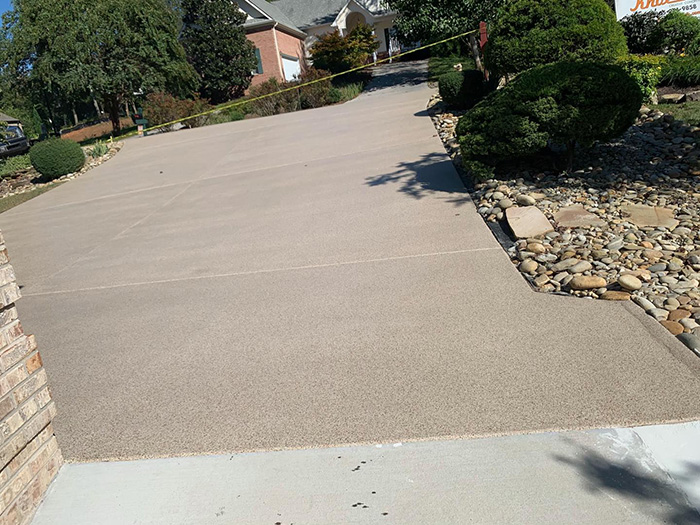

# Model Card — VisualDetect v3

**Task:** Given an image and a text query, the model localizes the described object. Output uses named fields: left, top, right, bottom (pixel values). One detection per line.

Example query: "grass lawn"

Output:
left=650, top=101, right=700, bottom=126
left=0, top=183, right=62, bottom=214
left=428, top=55, right=476, bottom=81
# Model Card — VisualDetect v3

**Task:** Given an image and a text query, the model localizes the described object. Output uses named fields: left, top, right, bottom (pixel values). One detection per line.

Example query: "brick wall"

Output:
left=247, top=27, right=307, bottom=88
left=0, top=231, right=62, bottom=524
left=247, top=28, right=282, bottom=88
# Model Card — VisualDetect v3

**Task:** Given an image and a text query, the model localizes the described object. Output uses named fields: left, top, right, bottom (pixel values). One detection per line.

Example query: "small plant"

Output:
left=143, top=92, right=212, bottom=131
left=88, top=141, right=109, bottom=159
left=617, top=55, right=666, bottom=102
left=485, top=0, right=627, bottom=77
left=620, top=11, right=665, bottom=54
left=651, top=10, right=700, bottom=54
left=298, top=68, right=333, bottom=109
left=456, top=62, right=642, bottom=177
left=660, top=55, right=700, bottom=86
left=0, top=154, right=32, bottom=178
left=29, top=138, right=85, bottom=180
left=311, top=24, right=379, bottom=74
left=438, top=70, right=486, bottom=109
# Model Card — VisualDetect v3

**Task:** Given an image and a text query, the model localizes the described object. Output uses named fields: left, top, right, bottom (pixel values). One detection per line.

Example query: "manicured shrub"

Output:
left=143, top=92, right=212, bottom=130
left=651, top=10, right=700, bottom=54
left=0, top=153, right=31, bottom=177
left=660, top=55, right=700, bottom=86
left=456, top=62, right=642, bottom=178
left=311, top=24, right=379, bottom=74
left=617, top=55, right=665, bottom=102
left=485, top=0, right=627, bottom=77
left=29, top=138, right=85, bottom=179
left=246, top=78, right=301, bottom=116
left=620, top=12, right=665, bottom=54
left=298, top=68, right=333, bottom=109
left=438, top=70, right=486, bottom=109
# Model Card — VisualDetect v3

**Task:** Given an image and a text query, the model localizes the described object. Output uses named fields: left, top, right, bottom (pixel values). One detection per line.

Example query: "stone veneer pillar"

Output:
left=0, top=230, right=62, bottom=524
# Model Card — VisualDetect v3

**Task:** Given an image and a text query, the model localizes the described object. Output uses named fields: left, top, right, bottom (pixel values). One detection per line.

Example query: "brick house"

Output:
left=272, top=0, right=399, bottom=60
left=235, top=0, right=309, bottom=87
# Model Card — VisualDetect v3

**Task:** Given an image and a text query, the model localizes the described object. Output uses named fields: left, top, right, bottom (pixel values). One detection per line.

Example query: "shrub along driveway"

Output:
left=1, top=62, right=699, bottom=462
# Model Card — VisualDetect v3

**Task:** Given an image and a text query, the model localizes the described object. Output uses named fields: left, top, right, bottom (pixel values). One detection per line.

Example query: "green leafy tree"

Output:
left=651, top=10, right=700, bottom=54
left=181, top=0, right=257, bottom=104
left=310, top=24, right=379, bottom=74
left=485, top=0, right=627, bottom=77
left=385, top=0, right=507, bottom=44
left=1, top=0, right=198, bottom=134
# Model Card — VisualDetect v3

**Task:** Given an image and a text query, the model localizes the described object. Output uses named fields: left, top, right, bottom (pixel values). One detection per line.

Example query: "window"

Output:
left=254, top=48, right=263, bottom=75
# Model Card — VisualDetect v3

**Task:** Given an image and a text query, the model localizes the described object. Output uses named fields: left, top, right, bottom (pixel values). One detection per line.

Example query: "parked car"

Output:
left=0, top=123, right=30, bottom=158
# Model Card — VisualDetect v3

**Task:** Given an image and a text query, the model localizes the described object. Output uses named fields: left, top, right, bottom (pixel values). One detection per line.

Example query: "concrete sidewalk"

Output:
left=0, top=62, right=699, bottom=463
left=32, top=422, right=700, bottom=524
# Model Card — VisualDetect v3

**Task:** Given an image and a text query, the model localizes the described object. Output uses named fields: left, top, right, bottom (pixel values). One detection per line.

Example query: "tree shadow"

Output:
left=554, top=444, right=700, bottom=524
left=364, top=152, right=471, bottom=206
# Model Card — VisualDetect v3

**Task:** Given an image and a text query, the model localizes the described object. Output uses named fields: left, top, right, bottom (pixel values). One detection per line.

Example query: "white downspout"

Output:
left=272, top=22, right=284, bottom=81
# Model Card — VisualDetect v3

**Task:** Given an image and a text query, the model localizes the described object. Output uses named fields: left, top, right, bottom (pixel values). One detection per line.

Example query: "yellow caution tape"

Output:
left=124, top=27, right=480, bottom=139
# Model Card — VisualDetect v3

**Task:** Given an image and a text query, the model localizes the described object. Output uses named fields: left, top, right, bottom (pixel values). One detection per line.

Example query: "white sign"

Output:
left=614, top=0, right=700, bottom=20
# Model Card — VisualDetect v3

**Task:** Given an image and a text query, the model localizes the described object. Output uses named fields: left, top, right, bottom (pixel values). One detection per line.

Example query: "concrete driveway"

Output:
left=2, top=62, right=700, bottom=462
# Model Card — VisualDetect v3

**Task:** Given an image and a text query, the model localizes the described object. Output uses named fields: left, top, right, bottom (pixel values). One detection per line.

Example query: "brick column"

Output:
left=0, top=231, right=62, bottom=524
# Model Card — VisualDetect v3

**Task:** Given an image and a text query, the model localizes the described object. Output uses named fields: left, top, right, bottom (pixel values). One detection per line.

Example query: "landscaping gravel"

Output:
left=429, top=94, right=700, bottom=354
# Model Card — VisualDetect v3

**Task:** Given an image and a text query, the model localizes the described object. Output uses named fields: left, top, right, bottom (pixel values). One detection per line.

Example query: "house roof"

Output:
left=272, top=0, right=392, bottom=30
left=241, top=0, right=306, bottom=37
left=0, top=113, right=20, bottom=124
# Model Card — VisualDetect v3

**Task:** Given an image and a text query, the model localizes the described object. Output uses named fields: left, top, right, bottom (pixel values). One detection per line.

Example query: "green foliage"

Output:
left=298, top=69, right=334, bottom=109
left=428, top=55, right=477, bottom=81
left=181, top=0, right=256, bottom=104
left=0, top=154, right=32, bottom=177
left=87, top=141, right=109, bottom=158
left=143, top=92, right=212, bottom=130
left=246, top=79, right=301, bottom=117
left=456, top=62, right=642, bottom=177
left=620, top=12, right=665, bottom=54
left=651, top=10, right=700, bottom=54
left=2, top=0, right=198, bottom=134
left=310, top=24, right=379, bottom=74
left=438, top=70, right=486, bottom=109
left=29, top=138, right=85, bottom=179
left=650, top=101, right=700, bottom=126
left=485, top=0, right=627, bottom=77
left=659, top=55, right=700, bottom=86
left=386, top=0, right=506, bottom=44
left=616, top=55, right=665, bottom=102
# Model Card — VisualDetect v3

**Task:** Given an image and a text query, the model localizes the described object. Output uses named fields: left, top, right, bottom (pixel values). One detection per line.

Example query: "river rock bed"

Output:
left=428, top=96, right=700, bottom=355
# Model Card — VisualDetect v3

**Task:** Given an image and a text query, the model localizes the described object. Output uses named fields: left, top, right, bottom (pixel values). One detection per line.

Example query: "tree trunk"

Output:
left=72, top=106, right=79, bottom=126
left=469, top=35, right=483, bottom=73
left=124, top=102, right=130, bottom=118
left=106, top=95, right=122, bottom=134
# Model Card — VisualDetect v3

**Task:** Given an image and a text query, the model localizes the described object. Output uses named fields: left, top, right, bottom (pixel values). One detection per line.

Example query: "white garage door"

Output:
left=281, top=55, right=301, bottom=81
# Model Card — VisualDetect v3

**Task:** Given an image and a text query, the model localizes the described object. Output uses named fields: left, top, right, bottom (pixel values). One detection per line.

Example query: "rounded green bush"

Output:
left=651, top=10, right=700, bottom=54
left=485, top=0, right=627, bottom=77
left=438, top=70, right=486, bottom=109
left=29, top=138, right=85, bottom=180
left=456, top=62, right=642, bottom=178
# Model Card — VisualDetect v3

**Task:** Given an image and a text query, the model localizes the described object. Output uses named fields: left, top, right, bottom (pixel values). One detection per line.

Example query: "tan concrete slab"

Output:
left=3, top=62, right=700, bottom=462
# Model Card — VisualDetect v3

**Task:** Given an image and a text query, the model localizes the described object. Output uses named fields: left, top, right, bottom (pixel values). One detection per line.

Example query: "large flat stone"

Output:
left=554, top=205, right=605, bottom=228
left=506, top=206, right=554, bottom=239
left=621, top=205, right=679, bottom=230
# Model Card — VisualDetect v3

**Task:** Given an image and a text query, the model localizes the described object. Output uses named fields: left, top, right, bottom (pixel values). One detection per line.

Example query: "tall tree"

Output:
left=1, top=0, right=198, bottom=134
left=181, top=0, right=257, bottom=104
left=385, top=0, right=508, bottom=44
